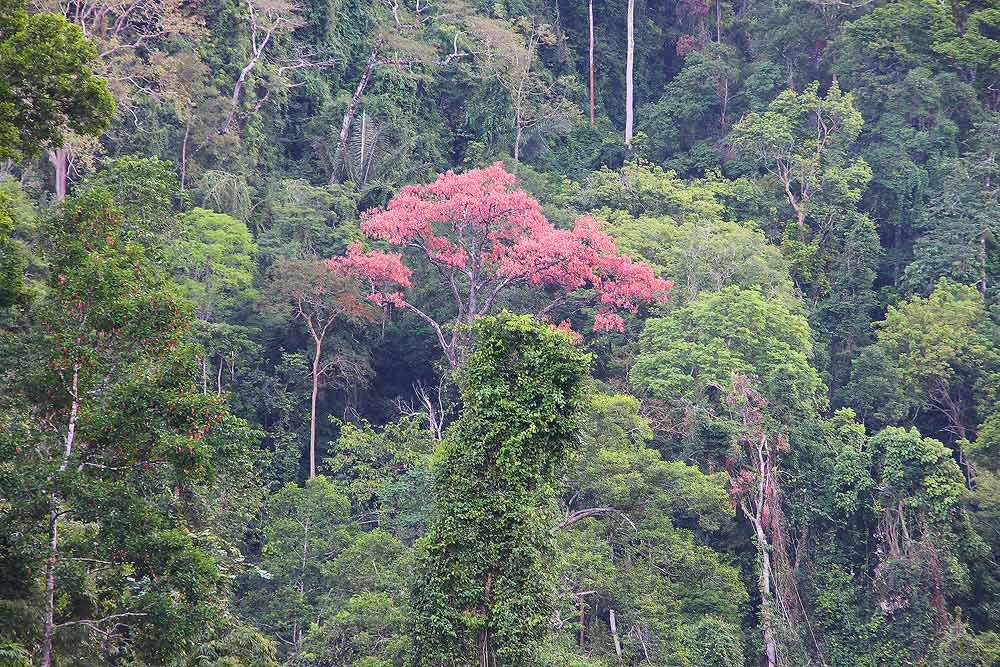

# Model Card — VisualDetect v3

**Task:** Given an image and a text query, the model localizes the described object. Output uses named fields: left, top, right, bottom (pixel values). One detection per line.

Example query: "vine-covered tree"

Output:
left=411, top=313, right=589, bottom=666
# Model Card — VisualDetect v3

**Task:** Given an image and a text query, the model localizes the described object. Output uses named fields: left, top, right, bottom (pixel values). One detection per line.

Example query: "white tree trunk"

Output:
left=41, top=366, right=80, bottom=667
left=333, top=39, right=384, bottom=181
left=624, top=0, right=635, bottom=145
left=309, top=338, right=322, bottom=479
left=589, top=0, right=596, bottom=127
left=609, top=608, right=623, bottom=660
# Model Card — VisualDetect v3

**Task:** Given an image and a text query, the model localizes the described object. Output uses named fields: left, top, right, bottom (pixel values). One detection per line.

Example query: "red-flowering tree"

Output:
left=329, top=163, right=671, bottom=367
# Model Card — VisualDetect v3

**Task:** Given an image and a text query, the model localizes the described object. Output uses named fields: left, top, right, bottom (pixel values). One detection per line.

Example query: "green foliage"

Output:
left=84, top=156, right=182, bottom=245
left=932, top=7, right=1000, bottom=91
left=0, top=184, right=259, bottom=663
left=679, top=617, right=746, bottom=667
left=728, top=80, right=878, bottom=386
left=551, top=392, right=748, bottom=665
left=412, top=313, right=589, bottom=667
left=0, top=178, right=42, bottom=304
left=258, top=180, right=361, bottom=261
left=639, top=45, right=741, bottom=171
left=846, top=279, right=998, bottom=437
left=167, top=208, right=257, bottom=321
left=632, top=287, right=825, bottom=441
left=300, top=530, right=413, bottom=666
left=240, top=476, right=352, bottom=657
left=573, top=394, right=735, bottom=535
left=817, top=421, right=987, bottom=665
left=927, top=624, right=1000, bottom=667
left=582, top=160, right=725, bottom=222
left=609, top=211, right=794, bottom=307
left=0, top=191, right=25, bottom=308
left=729, top=80, right=869, bottom=230
left=324, top=417, right=434, bottom=542
left=904, top=117, right=1000, bottom=295
left=0, top=642, right=29, bottom=667
left=305, top=591, right=409, bottom=667
left=870, top=426, right=968, bottom=528
left=584, top=161, right=796, bottom=311
left=0, top=0, right=113, bottom=160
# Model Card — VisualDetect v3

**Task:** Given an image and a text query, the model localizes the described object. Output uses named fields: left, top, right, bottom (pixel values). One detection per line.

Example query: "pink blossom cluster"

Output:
left=330, top=163, right=671, bottom=333
left=329, top=243, right=411, bottom=308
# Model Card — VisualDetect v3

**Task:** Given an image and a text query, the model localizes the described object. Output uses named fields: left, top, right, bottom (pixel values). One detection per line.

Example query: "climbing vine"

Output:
left=411, top=312, right=589, bottom=667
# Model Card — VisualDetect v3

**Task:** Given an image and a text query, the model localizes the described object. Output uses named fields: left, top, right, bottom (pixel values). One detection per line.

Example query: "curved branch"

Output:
left=557, top=507, right=637, bottom=531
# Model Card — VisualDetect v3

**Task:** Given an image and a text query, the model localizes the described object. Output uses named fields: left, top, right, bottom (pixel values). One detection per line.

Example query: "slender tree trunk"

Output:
left=479, top=630, right=490, bottom=667
left=40, top=508, right=59, bottom=667
left=979, top=231, right=987, bottom=297
left=291, top=521, right=310, bottom=651
left=745, top=460, right=779, bottom=667
left=359, top=110, right=367, bottom=178
left=624, top=0, right=635, bottom=146
left=778, top=168, right=808, bottom=239
left=41, top=366, right=80, bottom=667
left=49, top=147, right=69, bottom=201
left=511, top=47, right=532, bottom=166
left=333, top=38, right=384, bottom=182
left=716, top=0, right=722, bottom=42
left=217, top=356, right=224, bottom=396
left=222, top=21, right=272, bottom=135
left=309, top=337, right=322, bottom=479
left=588, top=0, right=596, bottom=127
left=180, top=117, right=191, bottom=190
left=610, top=608, right=623, bottom=661
left=720, top=77, right=730, bottom=128
left=756, top=517, right=778, bottom=667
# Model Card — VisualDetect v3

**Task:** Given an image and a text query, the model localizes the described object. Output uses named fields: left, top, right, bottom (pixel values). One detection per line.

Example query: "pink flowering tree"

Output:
left=329, top=163, right=672, bottom=367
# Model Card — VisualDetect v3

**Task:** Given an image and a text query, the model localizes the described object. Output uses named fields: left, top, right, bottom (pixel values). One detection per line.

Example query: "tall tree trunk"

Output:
left=222, top=13, right=273, bottom=136
left=333, top=38, right=384, bottom=182
left=49, top=147, right=69, bottom=201
left=479, top=630, right=490, bottom=667
left=624, top=0, right=635, bottom=146
left=40, top=509, right=59, bottom=667
left=755, top=517, right=779, bottom=667
left=309, top=337, right=322, bottom=479
left=180, top=117, right=191, bottom=191
left=609, top=608, right=623, bottom=661
left=588, top=0, right=596, bottom=127
left=745, top=455, right=779, bottom=667
left=716, top=0, right=722, bottom=42
left=979, top=231, right=987, bottom=297
left=41, top=366, right=80, bottom=667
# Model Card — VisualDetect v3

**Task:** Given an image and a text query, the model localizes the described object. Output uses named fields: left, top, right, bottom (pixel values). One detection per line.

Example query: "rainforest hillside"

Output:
left=2, top=0, right=1000, bottom=665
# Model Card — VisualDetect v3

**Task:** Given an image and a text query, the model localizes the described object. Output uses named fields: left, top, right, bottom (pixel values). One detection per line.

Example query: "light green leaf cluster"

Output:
left=632, top=286, right=825, bottom=420
left=167, top=208, right=258, bottom=321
